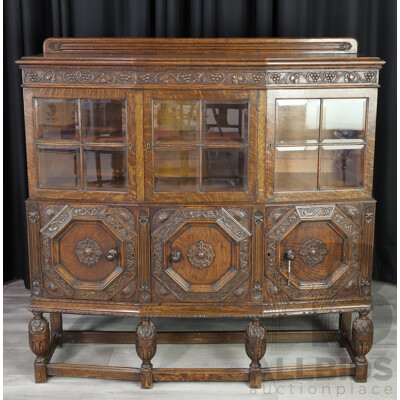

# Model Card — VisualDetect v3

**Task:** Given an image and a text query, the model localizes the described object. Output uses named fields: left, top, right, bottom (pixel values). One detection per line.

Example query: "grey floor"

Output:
left=3, top=280, right=397, bottom=400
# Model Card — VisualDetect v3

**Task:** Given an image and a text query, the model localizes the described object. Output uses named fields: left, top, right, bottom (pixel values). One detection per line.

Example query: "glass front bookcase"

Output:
left=24, top=89, right=136, bottom=201
left=266, top=88, right=377, bottom=201
left=144, top=90, right=257, bottom=202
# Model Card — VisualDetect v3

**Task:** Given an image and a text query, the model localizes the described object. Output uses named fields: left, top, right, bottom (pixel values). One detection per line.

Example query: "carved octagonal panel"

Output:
left=265, top=205, right=361, bottom=301
left=151, top=207, right=251, bottom=302
left=39, top=205, right=137, bottom=301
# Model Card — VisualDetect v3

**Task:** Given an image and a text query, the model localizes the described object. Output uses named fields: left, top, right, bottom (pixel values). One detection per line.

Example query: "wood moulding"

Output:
left=20, top=68, right=381, bottom=88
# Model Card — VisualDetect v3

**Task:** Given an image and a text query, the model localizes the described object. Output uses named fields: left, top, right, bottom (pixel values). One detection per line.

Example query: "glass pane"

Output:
left=204, top=100, right=248, bottom=143
left=202, top=148, right=247, bottom=191
left=35, top=99, right=78, bottom=141
left=322, top=99, right=366, bottom=143
left=274, top=146, right=318, bottom=191
left=82, top=100, right=126, bottom=143
left=83, top=147, right=127, bottom=191
left=154, top=148, right=199, bottom=192
left=38, top=146, right=80, bottom=189
left=276, top=99, right=320, bottom=144
left=153, top=100, right=199, bottom=143
left=320, top=145, right=364, bottom=189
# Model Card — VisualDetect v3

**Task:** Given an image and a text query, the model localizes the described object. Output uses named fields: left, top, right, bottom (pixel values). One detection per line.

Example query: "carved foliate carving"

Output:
left=40, top=205, right=137, bottom=301
left=361, top=278, right=371, bottom=295
left=253, top=210, right=264, bottom=227
left=253, top=281, right=263, bottom=301
left=245, top=319, right=267, bottom=369
left=352, top=312, right=373, bottom=363
left=136, top=320, right=157, bottom=369
left=74, top=238, right=103, bottom=266
left=299, top=238, right=328, bottom=267
left=22, top=68, right=379, bottom=86
left=186, top=240, right=216, bottom=270
left=364, top=205, right=375, bottom=223
left=140, top=283, right=150, bottom=301
left=152, top=207, right=250, bottom=302
left=28, top=312, right=50, bottom=360
left=32, top=280, right=41, bottom=296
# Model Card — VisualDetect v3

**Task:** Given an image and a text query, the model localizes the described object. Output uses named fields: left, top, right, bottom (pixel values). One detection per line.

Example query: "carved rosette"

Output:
left=299, top=238, right=328, bottom=267
left=74, top=238, right=103, bottom=266
left=186, top=240, right=216, bottom=269
left=351, top=312, right=373, bottom=363
left=28, top=312, right=50, bottom=360
left=136, top=320, right=157, bottom=369
left=245, top=319, right=267, bottom=369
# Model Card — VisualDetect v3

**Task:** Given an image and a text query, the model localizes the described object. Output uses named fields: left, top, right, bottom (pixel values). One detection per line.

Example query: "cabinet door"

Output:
left=151, top=207, right=251, bottom=302
left=266, top=88, right=377, bottom=201
left=39, top=204, right=138, bottom=301
left=265, top=204, right=362, bottom=301
left=24, top=88, right=138, bottom=201
left=144, top=90, right=257, bottom=202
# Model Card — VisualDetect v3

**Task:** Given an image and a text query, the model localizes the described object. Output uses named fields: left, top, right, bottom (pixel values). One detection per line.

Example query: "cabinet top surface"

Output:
left=17, top=37, right=384, bottom=67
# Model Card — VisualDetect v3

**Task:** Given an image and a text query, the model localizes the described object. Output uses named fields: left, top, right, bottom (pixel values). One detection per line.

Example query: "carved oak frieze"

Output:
left=22, top=68, right=379, bottom=87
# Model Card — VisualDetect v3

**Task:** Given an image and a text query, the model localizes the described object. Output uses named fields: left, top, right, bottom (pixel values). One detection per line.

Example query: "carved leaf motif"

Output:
left=186, top=240, right=216, bottom=270
left=299, top=238, right=328, bottom=267
left=74, top=238, right=103, bottom=266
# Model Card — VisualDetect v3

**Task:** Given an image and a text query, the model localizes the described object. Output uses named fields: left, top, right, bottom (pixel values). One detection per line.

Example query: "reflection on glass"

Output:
left=274, top=146, right=318, bottom=191
left=82, top=100, right=126, bottom=143
left=202, top=148, right=247, bottom=191
left=322, top=99, right=366, bottom=143
left=83, top=147, right=127, bottom=191
left=153, top=100, right=199, bottom=143
left=35, top=99, right=78, bottom=141
left=276, top=99, right=320, bottom=144
left=154, top=148, right=199, bottom=192
left=320, top=145, right=363, bottom=188
left=204, top=100, right=248, bottom=143
left=38, top=146, right=80, bottom=189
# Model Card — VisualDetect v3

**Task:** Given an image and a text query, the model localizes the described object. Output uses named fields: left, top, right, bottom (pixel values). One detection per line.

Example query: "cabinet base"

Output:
left=30, top=312, right=372, bottom=387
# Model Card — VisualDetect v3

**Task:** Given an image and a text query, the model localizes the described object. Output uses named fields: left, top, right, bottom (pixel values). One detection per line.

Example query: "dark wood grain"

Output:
left=21, top=37, right=382, bottom=387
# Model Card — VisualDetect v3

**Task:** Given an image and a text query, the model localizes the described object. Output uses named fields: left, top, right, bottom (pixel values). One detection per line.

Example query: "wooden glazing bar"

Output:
left=46, top=363, right=140, bottom=380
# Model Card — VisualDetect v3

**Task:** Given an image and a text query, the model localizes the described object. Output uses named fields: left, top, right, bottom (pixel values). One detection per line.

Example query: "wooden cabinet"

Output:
left=38, top=204, right=138, bottom=301
left=19, top=38, right=383, bottom=387
left=151, top=207, right=251, bottom=302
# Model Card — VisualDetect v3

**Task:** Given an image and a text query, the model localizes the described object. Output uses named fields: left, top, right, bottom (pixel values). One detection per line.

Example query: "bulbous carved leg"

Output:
left=28, top=312, right=50, bottom=383
left=245, top=319, right=267, bottom=388
left=136, top=318, right=157, bottom=389
left=351, top=310, right=373, bottom=382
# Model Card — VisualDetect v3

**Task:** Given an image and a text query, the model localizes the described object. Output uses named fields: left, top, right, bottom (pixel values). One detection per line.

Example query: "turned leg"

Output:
left=351, top=310, right=373, bottom=382
left=50, top=312, right=63, bottom=348
left=338, top=312, right=352, bottom=348
left=28, top=311, right=50, bottom=383
left=245, top=318, right=267, bottom=388
left=136, top=318, right=157, bottom=389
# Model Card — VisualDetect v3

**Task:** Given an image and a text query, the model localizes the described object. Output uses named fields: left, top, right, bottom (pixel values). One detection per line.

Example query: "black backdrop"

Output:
left=4, top=0, right=396, bottom=286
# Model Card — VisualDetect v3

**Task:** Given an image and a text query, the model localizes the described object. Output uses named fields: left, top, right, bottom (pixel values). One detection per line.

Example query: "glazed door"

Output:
left=39, top=204, right=138, bottom=301
left=24, top=88, right=138, bottom=201
left=144, top=90, right=257, bottom=202
left=151, top=207, right=251, bottom=302
left=266, top=88, right=377, bottom=201
left=265, top=204, right=362, bottom=301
